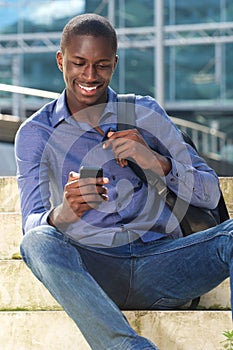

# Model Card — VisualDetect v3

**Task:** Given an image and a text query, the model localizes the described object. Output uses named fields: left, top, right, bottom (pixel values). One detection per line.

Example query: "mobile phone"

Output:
left=79, top=166, right=103, bottom=179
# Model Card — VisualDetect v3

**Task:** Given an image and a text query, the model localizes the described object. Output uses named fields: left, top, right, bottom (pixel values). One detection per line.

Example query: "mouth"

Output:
left=78, top=84, right=98, bottom=93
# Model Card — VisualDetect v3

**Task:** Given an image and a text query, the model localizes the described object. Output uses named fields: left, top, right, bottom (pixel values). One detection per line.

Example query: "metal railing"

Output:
left=0, top=83, right=232, bottom=164
left=171, top=117, right=233, bottom=163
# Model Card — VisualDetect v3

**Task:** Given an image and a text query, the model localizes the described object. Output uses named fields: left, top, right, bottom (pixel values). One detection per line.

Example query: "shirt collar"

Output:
left=51, top=87, right=118, bottom=128
left=52, top=90, right=70, bottom=127
left=98, top=87, right=118, bottom=125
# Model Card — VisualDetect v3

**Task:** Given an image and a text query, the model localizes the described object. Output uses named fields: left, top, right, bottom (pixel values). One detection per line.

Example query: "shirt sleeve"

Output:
left=15, top=121, right=52, bottom=234
left=165, top=147, right=220, bottom=209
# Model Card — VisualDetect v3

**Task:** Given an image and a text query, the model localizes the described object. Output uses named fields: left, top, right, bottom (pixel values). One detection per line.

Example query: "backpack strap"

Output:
left=117, top=93, right=147, bottom=182
left=117, top=94, right=136, bottom=130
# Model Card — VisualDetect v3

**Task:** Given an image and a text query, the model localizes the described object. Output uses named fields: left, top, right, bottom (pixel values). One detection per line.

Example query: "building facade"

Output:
left=0, top=0, right=233, bottom=173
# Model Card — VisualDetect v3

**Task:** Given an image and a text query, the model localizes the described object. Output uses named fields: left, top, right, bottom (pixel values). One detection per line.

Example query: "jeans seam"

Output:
left=121, top=256, right=135, bottom=308
left=132, top=231, right=231, bottom=258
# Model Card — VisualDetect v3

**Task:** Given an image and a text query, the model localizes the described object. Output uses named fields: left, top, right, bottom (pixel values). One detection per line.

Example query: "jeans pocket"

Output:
left=149, top=297, right=191, bottom=310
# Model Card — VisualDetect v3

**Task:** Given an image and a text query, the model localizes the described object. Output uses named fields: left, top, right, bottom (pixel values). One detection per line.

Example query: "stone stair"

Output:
left=1, top=176, right=232, bottom=350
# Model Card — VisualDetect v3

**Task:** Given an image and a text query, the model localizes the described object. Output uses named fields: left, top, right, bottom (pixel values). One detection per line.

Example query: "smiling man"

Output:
left=15, top=13, right=233, bottom=350
left=56, top=21, right=118, bottom=113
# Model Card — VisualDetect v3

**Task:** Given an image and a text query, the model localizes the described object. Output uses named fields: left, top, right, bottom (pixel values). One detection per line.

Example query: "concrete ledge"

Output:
left=0, top=260, right=60, bottom=311
left=0, top=310, right=231, bottom=350
left=0, top=177, right=232, bottom=260
left=0, top=212, right=22, bottom=259
left=1, top=176, right=233, bottom=216
left=126, top=310, right=232, bottom=350
left=198, top=278, right=230, bottom=310
left=0, top=311, right=90, bottom=350
left=219, top=177, right=233, bottom=217
left=0, top=176, right=20, bottom=212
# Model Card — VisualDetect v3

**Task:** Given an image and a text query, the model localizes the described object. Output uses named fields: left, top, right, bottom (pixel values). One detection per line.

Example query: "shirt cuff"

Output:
left=165, top=158, right=191, bottom=185
left=24, top=209, right=53, bottom=234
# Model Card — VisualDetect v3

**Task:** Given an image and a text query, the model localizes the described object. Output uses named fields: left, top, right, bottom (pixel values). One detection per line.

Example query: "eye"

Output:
left=72, top=61, right=84, bottom=66
left=97, top=64, right=110, bottom=69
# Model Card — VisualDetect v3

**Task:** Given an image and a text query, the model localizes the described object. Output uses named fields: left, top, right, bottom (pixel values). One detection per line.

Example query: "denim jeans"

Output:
left=20, top=220, right=233, bottom=349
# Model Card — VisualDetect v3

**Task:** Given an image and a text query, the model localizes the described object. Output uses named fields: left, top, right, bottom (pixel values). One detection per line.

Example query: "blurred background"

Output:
left=0, top=0, right=233, bottom=175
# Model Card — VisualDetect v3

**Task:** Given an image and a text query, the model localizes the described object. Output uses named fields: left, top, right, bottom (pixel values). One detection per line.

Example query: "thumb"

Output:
left=103, top=131, right=115, bottom=149
left=68, top=171, right=80, bottom=182
left=107, top=131, right=115, bottom=138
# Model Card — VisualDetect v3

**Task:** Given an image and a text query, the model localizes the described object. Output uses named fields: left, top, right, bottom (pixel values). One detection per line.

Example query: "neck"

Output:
left=72, top=103, right=106, bottom=128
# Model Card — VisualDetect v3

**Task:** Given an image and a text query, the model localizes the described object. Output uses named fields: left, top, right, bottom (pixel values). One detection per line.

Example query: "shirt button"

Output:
left=112, top=175, right=116, bottom=180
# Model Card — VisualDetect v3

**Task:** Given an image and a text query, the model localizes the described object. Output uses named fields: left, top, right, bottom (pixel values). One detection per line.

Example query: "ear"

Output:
left=114, top=55, right=119, bottom=70
left=56, top=50, right=63, bottom=72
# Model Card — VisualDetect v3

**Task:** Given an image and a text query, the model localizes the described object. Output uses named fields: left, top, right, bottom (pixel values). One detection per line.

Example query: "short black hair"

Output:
left=60, top=13, right=117, bottom=54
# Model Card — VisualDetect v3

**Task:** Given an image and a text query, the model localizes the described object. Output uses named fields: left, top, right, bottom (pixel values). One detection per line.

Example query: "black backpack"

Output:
left=117, top=93, right=229, bottom=236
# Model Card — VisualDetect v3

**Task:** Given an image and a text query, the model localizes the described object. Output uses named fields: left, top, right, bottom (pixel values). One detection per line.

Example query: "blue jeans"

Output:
left=20, top=220, right=233, bottom=349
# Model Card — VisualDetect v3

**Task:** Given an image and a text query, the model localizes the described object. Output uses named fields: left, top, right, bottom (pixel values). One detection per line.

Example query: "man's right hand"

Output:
left=48, top=171, right=109, bottom=228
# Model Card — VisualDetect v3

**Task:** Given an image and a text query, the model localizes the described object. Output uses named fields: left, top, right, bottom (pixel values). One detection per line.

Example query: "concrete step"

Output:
left=1, top=176, right=233, bottom=216
left=0, top=311, right=90, bottom=350
left=0, top=176, right=20, bottom=212
left=219, top=177, right=233, bottom=217
left=1, top=178, right=233, bottom=260
left=0, top=260, right=60, bottom=311
left=0, top=259, right=230, bottom=312
left=0, top=212, right=22, bottom=259
left=0, top=310, right=231, bottom=350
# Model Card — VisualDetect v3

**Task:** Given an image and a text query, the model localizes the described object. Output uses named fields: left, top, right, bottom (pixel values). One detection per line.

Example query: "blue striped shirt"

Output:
left=15, top=87, right=220, bottom=246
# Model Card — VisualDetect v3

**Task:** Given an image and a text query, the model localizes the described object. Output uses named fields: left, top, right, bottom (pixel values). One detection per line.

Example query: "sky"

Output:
left=0, top=0, right=85, bottom=29
left=29, top=0, right=85, bottom=25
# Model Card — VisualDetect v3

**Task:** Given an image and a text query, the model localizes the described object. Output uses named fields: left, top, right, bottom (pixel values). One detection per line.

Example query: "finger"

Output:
left=97, top=185, right=108, bottom=199
left=96, top=177, right=109, bottom=185
left=112, top=140, right=133, bottom=160
left=80, top=193, right=104, bottom=203
left=66, top=190, right=105, bottom=213
left=78, top=183, right=108, bottom=201
left=71, top=202, right=99, bottom=217
left=116, top=158, right=128, bottom=167
left=103, top=130, right=137, bottom=149
left=78, top=193, right=107, bottom=211
left=108, top=129, right=138, bottom=139
left=63, top=182, right=107, bottom=220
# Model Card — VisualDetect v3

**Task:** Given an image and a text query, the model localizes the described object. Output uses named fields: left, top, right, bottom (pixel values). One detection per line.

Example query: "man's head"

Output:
left=57, top=14, right=118, bottom=113
left=60, top=13, right=118, bottom=55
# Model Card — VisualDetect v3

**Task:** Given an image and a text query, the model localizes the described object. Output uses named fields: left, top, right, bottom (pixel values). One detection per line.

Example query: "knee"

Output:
left=218, top=219, right=233, bottom=240
left=20, top=225, right=57, bottom=264
left=214, top=219, right=233, bottom=264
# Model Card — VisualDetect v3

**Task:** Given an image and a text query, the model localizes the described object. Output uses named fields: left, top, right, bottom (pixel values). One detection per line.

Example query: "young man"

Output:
left=15, top=13, right=233, bottom=350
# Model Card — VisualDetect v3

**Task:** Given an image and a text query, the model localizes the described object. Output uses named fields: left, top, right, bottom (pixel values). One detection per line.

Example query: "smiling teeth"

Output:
left=79, top=84, right=97, bottom=91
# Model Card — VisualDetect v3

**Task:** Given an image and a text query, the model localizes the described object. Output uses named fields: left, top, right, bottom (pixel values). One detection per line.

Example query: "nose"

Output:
left=83, top=64, right=97, bottom=81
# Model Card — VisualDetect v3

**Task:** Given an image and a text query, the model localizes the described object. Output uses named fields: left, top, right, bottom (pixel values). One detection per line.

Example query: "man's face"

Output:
left=57, top=34, right=118, bottom=113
